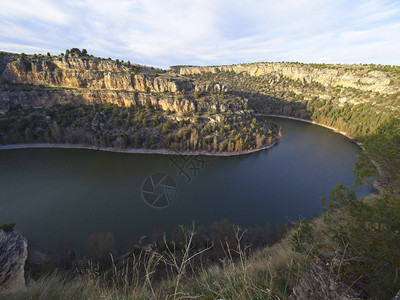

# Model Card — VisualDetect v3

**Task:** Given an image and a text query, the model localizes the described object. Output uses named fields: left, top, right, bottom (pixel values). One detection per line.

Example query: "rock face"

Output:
left=175, top=63, right=399, bottom=94
left=1, top=56, right=193, bottom=93
left=0, top=87, right=247, bottom=115
left=0, top=230, right=28, bottom=294
left=194, top=83, right=228, bottom=93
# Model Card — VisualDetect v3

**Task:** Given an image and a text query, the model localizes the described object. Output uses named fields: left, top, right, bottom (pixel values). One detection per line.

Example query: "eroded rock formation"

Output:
left=0, top=230, right=27, bottom=294
left=175, top=63, right=399, bottom=94
left=1, top=56, right=192, bottom=93
left=0, top=86, right=248, bottom=115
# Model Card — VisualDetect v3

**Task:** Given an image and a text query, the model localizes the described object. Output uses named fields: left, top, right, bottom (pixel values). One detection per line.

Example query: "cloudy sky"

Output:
left=1, top=0, right=399, bottom=68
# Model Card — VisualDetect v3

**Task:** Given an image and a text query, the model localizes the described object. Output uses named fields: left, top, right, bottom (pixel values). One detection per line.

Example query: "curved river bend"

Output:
left=0, top=117, right=370, bottom=252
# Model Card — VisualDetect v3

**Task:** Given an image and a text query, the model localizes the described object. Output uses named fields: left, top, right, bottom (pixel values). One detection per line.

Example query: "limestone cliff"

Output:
left=1, top=55, right=192, bottom=93
left=0, top=84, right=247, bottom=115
left=0, top=53, right=244, bottom=115
left=174, top=62, right=400, bottom=94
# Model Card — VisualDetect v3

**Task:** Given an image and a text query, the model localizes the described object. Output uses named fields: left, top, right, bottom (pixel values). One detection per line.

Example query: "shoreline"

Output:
left=262, top=114, right=385, bottom=192
left=258, top=114, right=356, bottom=140
left=0, top=116, right=360, bottom=156
left=0, top=140, right=278, bottom=157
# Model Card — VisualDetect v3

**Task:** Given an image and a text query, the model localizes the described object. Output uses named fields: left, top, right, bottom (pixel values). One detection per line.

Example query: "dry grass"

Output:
left=4, top=225, right=310, bottom=300
left=3, top=274, right=97, bottom=300
left=194, top=236, right=307, bottom=299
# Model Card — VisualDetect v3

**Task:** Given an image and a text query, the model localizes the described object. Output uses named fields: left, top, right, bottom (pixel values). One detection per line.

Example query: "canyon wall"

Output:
left=1, top=55, right=192, bottom=93
left=175, top=63, right=399, bottom=94
left=0, top=86, right=246, bottom=114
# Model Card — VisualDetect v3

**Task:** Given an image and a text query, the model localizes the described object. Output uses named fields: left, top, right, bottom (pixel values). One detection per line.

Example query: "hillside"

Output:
left=172, top=62, right=400, bottom=194
left=1, top=50, right=400, bottom=299
left=173, top=62, right=400, bottom=137
left=0, top=50, right=279, bottom=154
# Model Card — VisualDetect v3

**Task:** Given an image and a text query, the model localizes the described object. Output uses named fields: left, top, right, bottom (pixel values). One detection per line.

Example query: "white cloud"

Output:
left=0, top=0, right=72, bottom=25
left=0, top=0, right=399, bottom=67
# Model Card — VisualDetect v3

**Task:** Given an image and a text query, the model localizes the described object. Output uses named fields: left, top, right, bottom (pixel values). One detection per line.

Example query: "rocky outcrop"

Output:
left=0, top=230, right=28, bottom=294
left=175, top=63, right=399, bottom=94
left=194, top=83, right=228, bottom=93
left=0, top=85, right=248, bottom=114
left=0, top=56, right=193, bottom=93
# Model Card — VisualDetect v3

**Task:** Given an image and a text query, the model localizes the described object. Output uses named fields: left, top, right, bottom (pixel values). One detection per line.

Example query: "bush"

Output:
left=323, top=185, right=400, bottom=299
left=0, top=223, right=16, bottom=232
left=70, top=48, right=81, bottom=55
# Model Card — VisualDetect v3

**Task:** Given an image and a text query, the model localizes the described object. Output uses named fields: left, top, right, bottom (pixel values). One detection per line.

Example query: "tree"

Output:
left=70, top=48, right=81, bottom=55
left=82, top=49, right=87, bottom=56
left=50, top=121, right=62, bottom=142
left=162, top=120, right=172, bottom=134
left=134, top=134, right=143, bottom=148
left=24, top=128, right=33, bottom=142
left=190, top=128, right=199, bottom=150
left=0, top=223, right=15, bottom=232
left=213, top=136, right=218, bottom=151
left=152, top=115, right=159, bottom=126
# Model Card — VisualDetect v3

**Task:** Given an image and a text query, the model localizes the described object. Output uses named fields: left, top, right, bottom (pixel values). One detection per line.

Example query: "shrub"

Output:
left=323, top=185, right=400, bottom=299
left=0, top=223, right=16, bottom=232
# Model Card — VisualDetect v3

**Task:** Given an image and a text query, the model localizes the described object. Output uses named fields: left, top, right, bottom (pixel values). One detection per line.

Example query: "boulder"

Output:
left=0, top=229, right=28, bottom=294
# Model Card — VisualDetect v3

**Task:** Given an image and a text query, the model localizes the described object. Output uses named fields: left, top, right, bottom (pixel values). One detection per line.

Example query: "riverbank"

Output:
left=258, top=114, right=356, bottom=141
left=0, top=115, right=358, bottom=156
left=0, top=139, right=278, bottom=156
left=261, top=114, right=386, bottom=193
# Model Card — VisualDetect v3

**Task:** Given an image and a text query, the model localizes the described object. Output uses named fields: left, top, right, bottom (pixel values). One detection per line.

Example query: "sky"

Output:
left=0, top=0, right=399, bottom=68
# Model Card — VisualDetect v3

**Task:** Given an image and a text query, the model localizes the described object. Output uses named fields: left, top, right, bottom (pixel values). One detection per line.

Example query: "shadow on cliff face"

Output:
left=226, top=89, right=311, bottom=120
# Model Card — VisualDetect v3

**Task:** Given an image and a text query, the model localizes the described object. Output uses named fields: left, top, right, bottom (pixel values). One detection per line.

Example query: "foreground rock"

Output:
left=0, top=229, right=28, bottom=294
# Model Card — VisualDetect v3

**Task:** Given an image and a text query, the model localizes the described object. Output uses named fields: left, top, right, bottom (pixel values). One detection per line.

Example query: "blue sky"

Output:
left=1, top=0, right=399, bottom=68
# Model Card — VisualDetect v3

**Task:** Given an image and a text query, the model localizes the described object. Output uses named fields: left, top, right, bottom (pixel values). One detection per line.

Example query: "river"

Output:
left=0, top=117, right=371, bottom=253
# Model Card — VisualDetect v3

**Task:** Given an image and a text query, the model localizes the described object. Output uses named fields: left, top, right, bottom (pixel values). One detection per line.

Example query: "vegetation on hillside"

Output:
left=320, top=185, right=400, bottom=299
left=0, top=103, right=278, bottom=153
left=191, top=70, right=399, bottom=137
